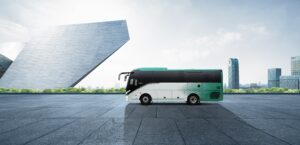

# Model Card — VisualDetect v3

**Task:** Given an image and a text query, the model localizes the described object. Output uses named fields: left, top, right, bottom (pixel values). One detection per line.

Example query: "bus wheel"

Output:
left=140, top=94, right=152, bottom=105
left=187, top=94, right=199, bottom=105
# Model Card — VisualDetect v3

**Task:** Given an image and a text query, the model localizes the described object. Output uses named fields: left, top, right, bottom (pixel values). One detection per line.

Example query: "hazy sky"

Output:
left=0, top=0, right=299, bottom=88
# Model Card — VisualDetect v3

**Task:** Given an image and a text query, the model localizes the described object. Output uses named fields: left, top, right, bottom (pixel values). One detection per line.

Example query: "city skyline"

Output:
left=0, top=0, right=300, bottom=88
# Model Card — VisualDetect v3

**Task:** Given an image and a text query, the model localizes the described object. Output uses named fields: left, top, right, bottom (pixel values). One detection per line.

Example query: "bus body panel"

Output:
left=126, top=82, right=223, bottom=102
left=185, top=83, right=223, bottom=101
left=122, top=68, right=223, bottom=103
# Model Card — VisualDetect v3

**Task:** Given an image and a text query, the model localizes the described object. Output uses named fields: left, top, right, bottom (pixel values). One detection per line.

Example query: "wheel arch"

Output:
left=139, top=93, right=152, bottom=100
left=187, top=93, right=200, bottom=103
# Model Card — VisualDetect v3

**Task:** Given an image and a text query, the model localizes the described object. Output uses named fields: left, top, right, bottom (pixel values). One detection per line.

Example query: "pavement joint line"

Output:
left=155, top=106, right=158, bottom=118
left=178, top=106, right=188, bottom=119
left=40, top=117, right=85, bottom=119
left=276, top=121, right=300, bottom=132
left=22, top=118, right=78, bottom=145
left=61, top=106, right=97, bottom=118
left=132, top=117, right=143, bottom=145
left=95, top=107, right=115, bottom=118
left=238, top=118, right=293, bottom=145
left=125, top=105, right=137, bottom=119
left=76, top=118, right=111, bottom=145
left=5, top=107, right=49, bottom=118
left=173, top=119, right=187, bottom=145
left=0, top=119, right=41, bottom=135
left=245, top=118, right=300, bottom=135
left=242, top=105, right=293, bottom=118
left=258, top=104, right=300, bottom=119
left=96, top=102, right=128, bottom=118
left=204, top=118, right=241, bottom=145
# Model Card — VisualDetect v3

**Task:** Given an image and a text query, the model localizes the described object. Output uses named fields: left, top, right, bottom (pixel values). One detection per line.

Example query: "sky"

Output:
left=0, top=0, right=299, bottom=88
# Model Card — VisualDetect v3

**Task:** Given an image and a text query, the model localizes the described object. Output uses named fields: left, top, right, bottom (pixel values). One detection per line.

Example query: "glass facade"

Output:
left=228, top=58, right=239, bottom=89
left=0, top=20, right=129, bottom=89
left=0, top=54, right=12, bottom=78
left=291, top=56, right=300, bottom=75
left=280, top=76, right=300, bottom=89
left=268, top=68, right=281, bottom=88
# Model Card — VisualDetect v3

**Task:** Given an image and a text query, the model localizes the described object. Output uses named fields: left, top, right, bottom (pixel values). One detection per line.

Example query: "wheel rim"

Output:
left=189, top=96, right=197, bottom=104
left=142, top=96, right=149, bottom=103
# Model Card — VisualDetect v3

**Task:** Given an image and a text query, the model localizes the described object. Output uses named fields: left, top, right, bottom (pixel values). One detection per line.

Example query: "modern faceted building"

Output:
left=280, top=75, right=300, bottom=89
left=268, top=68, right=281, bottom=88
left=228, top=58, right=239, bottom=89
left=291, top=56, right=300, bottom=75
left=278, top=56, right=300, bottom=89
left=0, top=54, right=12, bottom=78
left=0, top=20, right=129, bottom=89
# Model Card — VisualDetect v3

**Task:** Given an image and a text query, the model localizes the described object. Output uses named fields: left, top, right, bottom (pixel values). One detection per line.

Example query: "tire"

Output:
left=140, top=94, right=152, bottom=105
left=187, top=94, right=199, bottom=105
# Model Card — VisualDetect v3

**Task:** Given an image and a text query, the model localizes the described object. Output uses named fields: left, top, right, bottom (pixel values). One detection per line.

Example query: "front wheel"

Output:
left=140, top=94, right=152, bottom=105
left=187, top=94, right=199, bottom=105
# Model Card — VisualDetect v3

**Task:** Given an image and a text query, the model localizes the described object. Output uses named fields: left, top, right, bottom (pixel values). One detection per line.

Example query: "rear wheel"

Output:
left=140, top=94, right=151, bottom=105
left=187, top=94, right=199, bottom=105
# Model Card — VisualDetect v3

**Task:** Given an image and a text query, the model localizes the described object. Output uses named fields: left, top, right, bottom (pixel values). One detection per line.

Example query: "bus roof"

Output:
left=135, top=67, right=222, bottom=72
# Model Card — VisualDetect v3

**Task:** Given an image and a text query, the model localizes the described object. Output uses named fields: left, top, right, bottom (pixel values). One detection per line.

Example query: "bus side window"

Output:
left=135, top=79, right=138, bottom=86
left=130, top=79, right=134, bottom=85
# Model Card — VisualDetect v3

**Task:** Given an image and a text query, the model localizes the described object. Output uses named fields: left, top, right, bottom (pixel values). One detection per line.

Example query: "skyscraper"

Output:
left=268, top=68, right=281, bottom=88
left=291, top=56, right=300, bottom=75
left=228, top=58, right=239, bottom=89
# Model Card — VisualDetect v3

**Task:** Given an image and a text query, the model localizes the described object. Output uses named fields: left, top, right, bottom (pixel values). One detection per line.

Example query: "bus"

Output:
left=119, top=68, right=223, bottom=105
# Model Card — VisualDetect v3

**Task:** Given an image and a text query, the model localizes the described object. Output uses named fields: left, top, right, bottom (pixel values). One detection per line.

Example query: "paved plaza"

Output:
left=0, top=94, right=299, bottom=145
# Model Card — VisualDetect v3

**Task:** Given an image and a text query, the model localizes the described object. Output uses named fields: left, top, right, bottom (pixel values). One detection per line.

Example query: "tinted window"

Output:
left=152, top=71, right=184, bottom=82
left=132, top=71, right=153, bottom=83
left=131, top=70, right=221, bottom=83
left=184, top=71, right=221, bottom=82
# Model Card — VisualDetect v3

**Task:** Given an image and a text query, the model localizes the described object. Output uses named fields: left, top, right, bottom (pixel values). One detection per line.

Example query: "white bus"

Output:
left=119, top=67, right=223, bottom=105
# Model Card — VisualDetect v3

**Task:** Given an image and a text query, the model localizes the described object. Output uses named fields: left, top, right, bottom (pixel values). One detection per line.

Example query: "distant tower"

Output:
left=291, top=56, right=300, bottom=75
left=228, top=58, right=239, bottom=89
left=268, top=68, right=281, bottom=88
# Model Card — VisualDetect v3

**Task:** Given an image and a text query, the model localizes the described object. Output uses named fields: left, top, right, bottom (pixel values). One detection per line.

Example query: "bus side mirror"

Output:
left=118, top=72, right=131, bottom=81
left=124, top=74, right=129, bottom=81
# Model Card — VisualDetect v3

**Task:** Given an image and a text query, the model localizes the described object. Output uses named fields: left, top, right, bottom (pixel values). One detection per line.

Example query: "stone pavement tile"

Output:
left=100, top=105, right=135, bottom=118
left=27, top=118, right=108, bottom=145
left=80, top=118, right=141, bottom=145
left=0, top=119, right=40, bottom=134
left=276, top=119, right=300, bottom=131
left=176, top=119, right=238, bottom=145
left=157, top=106, right=186, bottom=119
left=128, top=106, right=156, bottom=118
left=72, top=107, right=114, bottom=118
left=39, top=107, right=86, bottom=118
left=208, top=118, right=289, bottom=145
left=244, top=119, right=300, bottom=145
left=134, top=118, right=184, bottom=145
left=180, top=106, right=214, bottom=119
left=0, top=107, right=46, bottom=119
left=221, top=103, right=275, bottom=119
left=0, top=118, right=75, bottom=145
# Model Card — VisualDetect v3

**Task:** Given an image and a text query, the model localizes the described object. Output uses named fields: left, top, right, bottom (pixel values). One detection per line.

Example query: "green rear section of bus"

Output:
left=185, top=83, right=223, bottom=101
